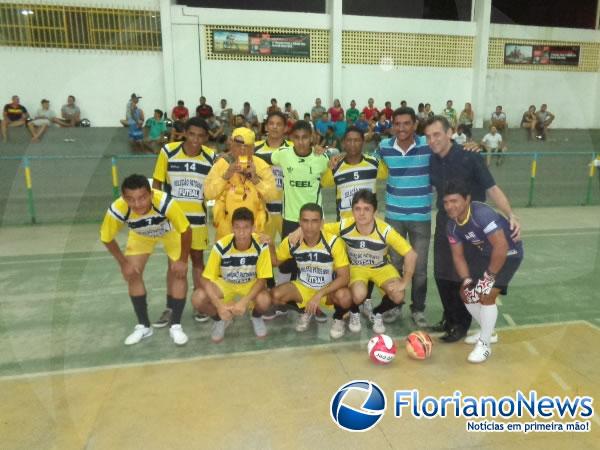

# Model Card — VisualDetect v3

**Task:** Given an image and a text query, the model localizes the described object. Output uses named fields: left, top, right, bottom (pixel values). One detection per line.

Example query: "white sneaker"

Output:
left=464, top=331, right=499, bottom=345
left=360, top=299, right=373, bottom=319
left=468, top=339, right=492, bottom=363
left=372, top=313, right=385, bottom=334
left=383, top=306, right=402, bottom=324
left=330, top=319, right=346, bottom=339
left=211, top=319, right=232, bottom=343
left=169, top=324, right=188, bottom=346
left=349, top=312, right=362, bottom=333
left=124, top=324, right=153, bottom=346
left=251, top=316, right=267, bottom=338
left=296, top=312, right=313, bottom=332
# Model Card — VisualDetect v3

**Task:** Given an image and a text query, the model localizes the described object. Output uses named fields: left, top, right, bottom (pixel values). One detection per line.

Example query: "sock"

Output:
left=212, top=314, right=221, bottom=322
left=464, top=303, right=482, bottom=326
left=350, top=303, right=360, bottom=314
left=372, top=296, right=396, bottom=315
left=251, top=308, right=262, bottom=318
left=170, top=297, right=186, bottom=324
left=479, top=304, right=498, bottom=345
left=333, top=304, right=348, bottom=320
left=166, top=294, right=173, bottom=309
left=130, top=294, right=150, bottom=327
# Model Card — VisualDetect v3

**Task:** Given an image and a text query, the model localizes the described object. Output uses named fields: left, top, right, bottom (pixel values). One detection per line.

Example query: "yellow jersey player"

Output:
left=192, top=207, right=272, bottom=343
left=322, top=189, right=417, bottom=336
left=321, top=126, right=387, bottom=220
left=253, top=111, right=293, bottom=240
left=152, top=117, right=215, bottom=326
left=267, top=203, right=352, bottom=339
left=100, top=174, right=191, bottom=346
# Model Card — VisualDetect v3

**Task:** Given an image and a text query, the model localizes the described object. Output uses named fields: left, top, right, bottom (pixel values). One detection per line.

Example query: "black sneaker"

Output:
left=428, top=319, right=448, bottom=333
left=153, top=308, right=172, bottom=328
left=263, top=305, right=289, bottom=321
left=194, top=312, right=210, bottom=323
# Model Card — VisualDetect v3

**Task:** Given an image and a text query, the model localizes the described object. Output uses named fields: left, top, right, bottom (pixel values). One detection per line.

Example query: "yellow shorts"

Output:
left=264, top=214, right=283, bottom=240
left=292, top=281, right=333, bottom=310
left=125, top=230, right=181, bottom=260
left=350, top=264, right=400, bottom=289
left=191, top=225, right=209, bottom=251
left=213, top=278, right=255, bottom=304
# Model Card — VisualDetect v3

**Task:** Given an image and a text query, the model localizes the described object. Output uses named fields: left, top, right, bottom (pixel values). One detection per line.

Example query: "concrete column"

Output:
left=328, top=0, right=343, bottom=105
left=471, top=0, right=492, bottom=128
left=160, top=0, right=176, bottom=109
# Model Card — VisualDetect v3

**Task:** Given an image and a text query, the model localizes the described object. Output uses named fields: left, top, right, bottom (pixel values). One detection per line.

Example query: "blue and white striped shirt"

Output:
left=375, top=135, right=432, bottom=222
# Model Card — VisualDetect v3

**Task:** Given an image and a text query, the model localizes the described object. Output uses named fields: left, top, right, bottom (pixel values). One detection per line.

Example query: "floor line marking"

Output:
left=496, top=297, right=503, bottom=306
left=523, top=342, right=540, bottom=357
left=503, top=313, right=517, bottom=327
left=549, top=371, right=571, bottom=391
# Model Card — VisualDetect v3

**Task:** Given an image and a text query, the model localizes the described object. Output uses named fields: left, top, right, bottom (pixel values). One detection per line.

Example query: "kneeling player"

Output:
left=100, top=174, right=191, bottom=346
left=192, top=207, right=272, bottom=343
left=323, top=190, right=417, bottom=335
left=268, top=203, right=352, bottom=339
left=444, top=180, right=523, bottom=363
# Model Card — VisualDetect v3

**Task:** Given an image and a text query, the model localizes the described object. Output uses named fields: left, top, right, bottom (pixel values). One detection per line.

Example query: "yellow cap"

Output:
left=231, top=127, right=255, bottom=145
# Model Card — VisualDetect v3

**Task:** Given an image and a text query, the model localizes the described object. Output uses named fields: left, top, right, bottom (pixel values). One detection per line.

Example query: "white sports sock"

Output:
left=479, top=304, right=498, bottom=345
left=465, top=303, right=482, bottom=325
left=276, top=272, right=291, bottom=285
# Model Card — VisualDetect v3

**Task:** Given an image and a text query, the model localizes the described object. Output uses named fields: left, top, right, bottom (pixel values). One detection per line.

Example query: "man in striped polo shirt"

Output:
left=374, top=107, right=431, bottom=328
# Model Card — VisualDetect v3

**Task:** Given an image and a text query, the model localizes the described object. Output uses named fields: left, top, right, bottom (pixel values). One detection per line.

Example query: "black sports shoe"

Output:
left=153, top=308, right=172, bottom=328
left=194, top=312, right=210, bottom=323
left=440, top=326, right=467, bottom=343
left=428, top=319, right=448, bottom=333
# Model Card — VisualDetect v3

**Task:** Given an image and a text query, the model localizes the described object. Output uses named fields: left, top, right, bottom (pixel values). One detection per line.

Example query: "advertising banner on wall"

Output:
left=504, top=44, right=580, bottom=66
left=213, top=30, right=310, bottom=57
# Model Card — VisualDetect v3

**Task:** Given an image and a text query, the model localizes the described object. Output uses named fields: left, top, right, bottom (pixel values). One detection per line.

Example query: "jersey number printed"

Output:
left=184, top=162, right=197, bottom=172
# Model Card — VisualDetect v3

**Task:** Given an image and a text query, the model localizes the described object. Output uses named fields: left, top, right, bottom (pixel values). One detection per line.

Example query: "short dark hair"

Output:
left=284, top=102, right=291, bottom=108
left=243, top=101, right=250, bottom=107
left=344, top=126, right=364, bottom=140
left=443, top=179, right=470, bottom=199
left=300, top=202, right=323, bottom=219
left=184, top=117, right=209, bottom=132
left=271, top=98, right=277, bottom=103
left=392, top=106, right=416, bottom=123
left=154, top=109, right=163, bottom=116
left=267, top=111, right=286, bottom=124
left=351, top=189, right=377, bottom=210
left=177, top=100, right=184, bottom=106
left=291, top=120, right=312, bottom=134
left=425, top=115, right=452, bottom=132
left=68, top=95, right=76, bottom=102
left=121, top=174, right=150, bottom=193
left=232, top=207, right=254, bottom=224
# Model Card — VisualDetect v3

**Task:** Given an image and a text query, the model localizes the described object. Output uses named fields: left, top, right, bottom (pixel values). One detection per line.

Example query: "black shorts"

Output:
left=466, top=252, right=523, bottom=295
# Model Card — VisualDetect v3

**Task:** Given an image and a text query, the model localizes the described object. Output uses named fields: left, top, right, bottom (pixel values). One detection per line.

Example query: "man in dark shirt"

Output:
left=425, top=115, right=520, bottom=342
left=2, top=95, right=29, bottom=142
left=196, top=96, right=213, bottom=119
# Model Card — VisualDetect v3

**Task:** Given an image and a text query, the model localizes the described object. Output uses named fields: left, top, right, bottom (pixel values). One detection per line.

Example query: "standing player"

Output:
left=323, top=190, right=417, bottom=335
left=152, top=117, right=216, bottom=326
left=100, top=174, right=191, bottom=346
left=191, top=208, right=272, bottom=343
left=443, top=180, right=523, bottom=363
left=267, top=203, right=352, bottom=338
left=321, top=126, right=387, bottom=221
left=253, top=111, right=293, bottom=241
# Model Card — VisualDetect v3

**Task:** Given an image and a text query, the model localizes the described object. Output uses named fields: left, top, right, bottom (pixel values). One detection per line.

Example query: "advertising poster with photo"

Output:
left=213, top=30, right=310, bottom=57
left=504, top=43, right=579, bottom=66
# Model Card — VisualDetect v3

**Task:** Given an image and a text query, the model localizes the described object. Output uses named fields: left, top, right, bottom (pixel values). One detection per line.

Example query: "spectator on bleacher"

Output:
left=315, top=112, right=333, bottom=141
left=424, top=103, right=434, bottom=119
left=120, top=93, right=140, bottom=127
left=520, top=105, right=537, bottom=140
left=458, top=102, right=474, bottom=138
left=144, top=109, right=167, bottom=153
left=28, top=99, right=56, bottom=142
left=128, top=101, right=145, bottom=152
left=490, top=105, right=507, bottom=137
left=196, top=96, right=213, bottom=119
left=321, top=125, right=338, bottom=150
left=170, top=100, right=189, bottom=142
left=334, top=118, right=349, bottom=140
left=535, top=104, right=555, bottom=141
left=267, top=98, right=281, bottom=115
left=346, top=100, right=360, bottom=123
left=416, top=103, right=427, bottom=135
left=442, top=100, right=457, bottom=128
left=452, top=124, right=468, bottom=145
left=481, top=125, right=506, bottom=166
left=362, top=98, right=379, bottom=121
left=373, top=112, right=392, bottom=138
left=2, top=95, right=29, bottom=142
left=240, top=102, right=258, bottom=128
left=56, top=95, right=81, bottom=128
left=218, top=98, right=233, bottom=127
left=283, top=102, right=299, bottom=121
left=328, top=99, right=344, bottom=122
left=400, top=100, right=408, bottom=108
left=381, top=101, right=394, bottom=121
left=207, top=113, right=226, bottom=144
left=354, top=112, right=369, bottom=134
left=311, top=98, right=326, bottom=122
